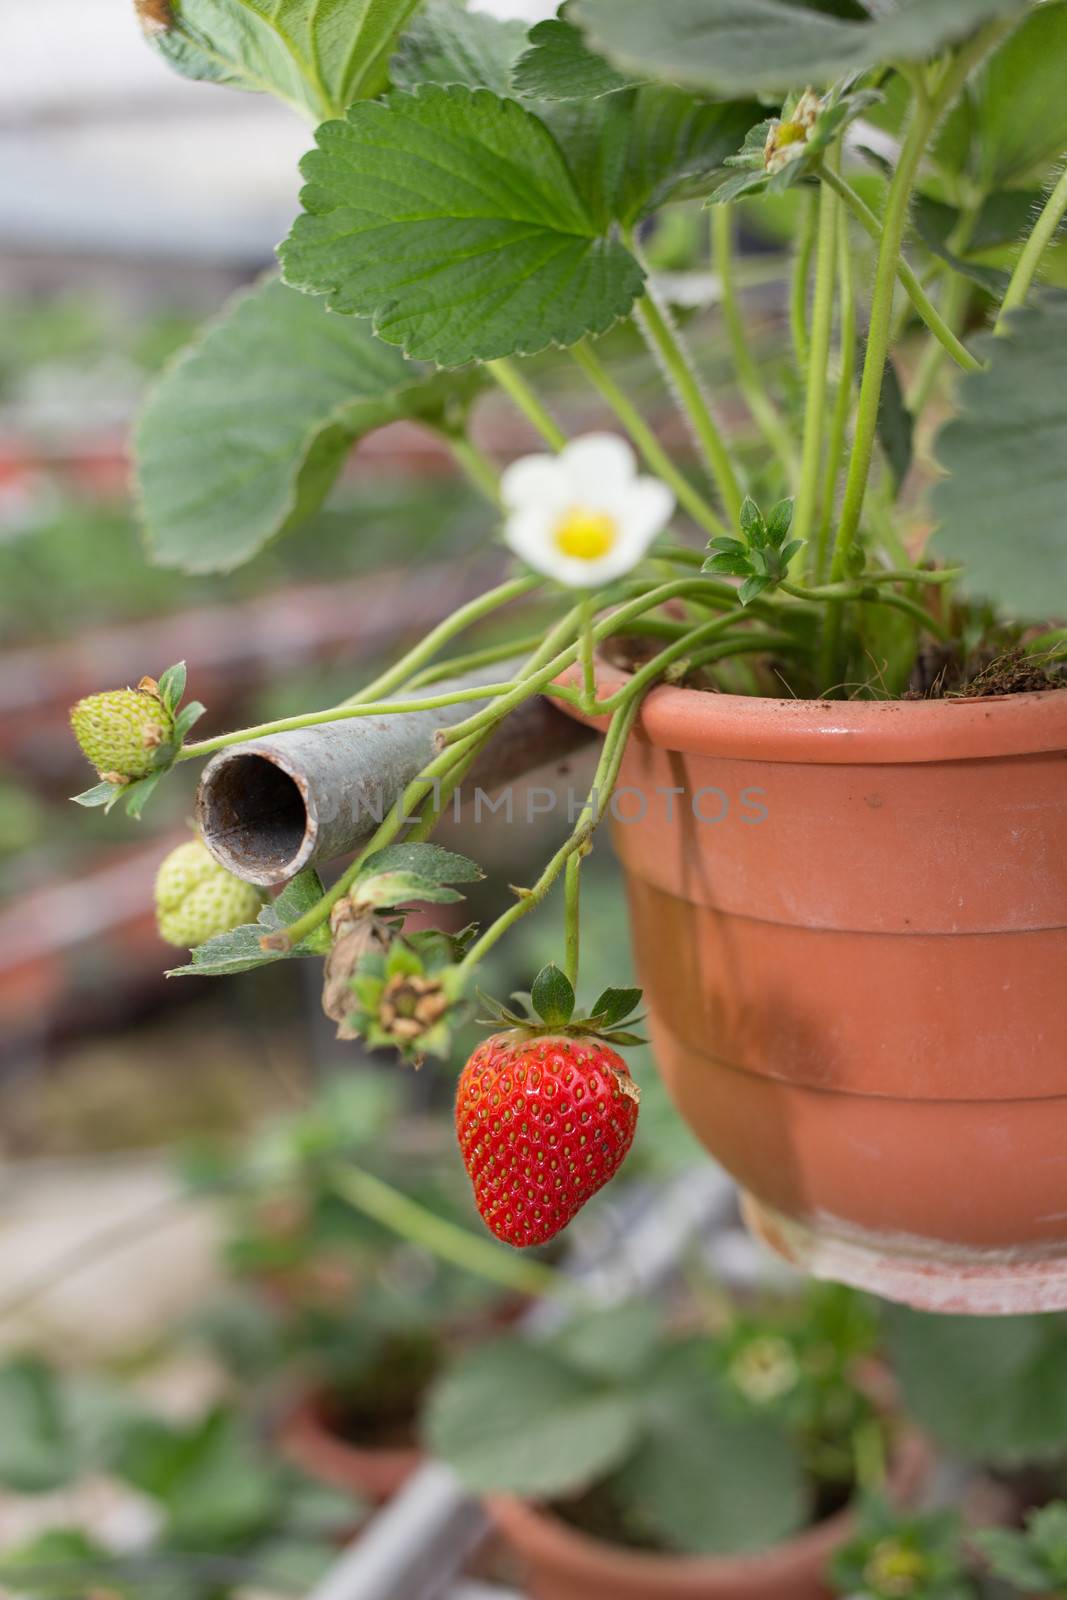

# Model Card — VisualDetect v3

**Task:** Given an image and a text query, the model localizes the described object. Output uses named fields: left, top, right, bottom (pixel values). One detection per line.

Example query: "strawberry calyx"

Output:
left=476, top=963, right=646, bottom=1050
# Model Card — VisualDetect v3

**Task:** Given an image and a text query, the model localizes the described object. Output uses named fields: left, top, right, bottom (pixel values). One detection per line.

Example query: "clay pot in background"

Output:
left=490, top=1432, right=931, bottom=1600
left=559, top=664, right=1067, bottom=1315
left=280, top=1390, right=420, bottom=1504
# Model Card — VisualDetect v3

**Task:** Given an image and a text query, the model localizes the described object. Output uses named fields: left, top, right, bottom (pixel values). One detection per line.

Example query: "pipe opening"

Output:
left=199, top=753, right=311, bottom=882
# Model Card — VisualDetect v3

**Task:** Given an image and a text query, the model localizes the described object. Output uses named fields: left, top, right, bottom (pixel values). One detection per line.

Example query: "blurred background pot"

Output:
left=280, top=1389, right=420, bottom=1504
left=489, top=1431, right=931, bottom=1600
left=560, top=663, right=1067, bottom=1315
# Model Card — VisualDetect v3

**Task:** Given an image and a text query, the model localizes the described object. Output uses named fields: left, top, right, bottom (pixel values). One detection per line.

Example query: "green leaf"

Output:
left=136, top=274, right=475, bottom=573
left=391, top=0, right=528, bottom=95
left=0, top=1359, right=71, bottom=1493
left=513, top=17, right=639, bottom=101
left=136, top=0, right=423, bottom=121
left=608, top=89, right=764, bottom=225
left=116, top=1408, right=281, bottom=1545
left=279, top=85, right=645, bottom=366
left=358, top=842, right=483, bottom=886
left=976, top=1525, right=1064, bottom=1591
left=168, top=866, right=327, bottom=975
left=875, top=355, right=914, bottom=494
left=615, top=1341, right=807, bottom=1555
left=550, top=1304, right=660, bottom=1382
left=424, top=1341, right=641, bottom=1496
left=394, top=14, right=760, bottom=231
left=573, top=0, right=1027, bottom=95
left=0, top=1527, right=128, bottom=1600
left=531, top=963, right=576, bottom=1027
left=885, top=1306, right=1067, bottom=1462
left=969, top=1, right=1067, bottom=187
left=354, top=871, right=465, bottom=908
left=913, top=195, right=1010, bottom=293
left=739, top=574, right=773, bottom=605
left=932, top=298, right=1067, bottom=619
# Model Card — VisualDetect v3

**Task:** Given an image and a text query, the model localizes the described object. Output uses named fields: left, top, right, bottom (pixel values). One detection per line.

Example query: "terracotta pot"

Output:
left=490, top=1431, right=930, bottom=1600
left=280, top=1391, right=420, bottom=1504
left=559, top=664, right=1067, bottom=1314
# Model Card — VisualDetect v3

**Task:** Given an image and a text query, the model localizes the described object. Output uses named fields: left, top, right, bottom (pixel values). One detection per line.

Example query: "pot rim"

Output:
left=555, top=660, right=1067, bottom=764
left=487, top=1429, right=930, bottom=1591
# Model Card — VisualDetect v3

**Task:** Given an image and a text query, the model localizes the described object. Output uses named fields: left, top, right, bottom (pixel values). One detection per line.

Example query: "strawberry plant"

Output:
left=69, top=0, right=1067, bottom=1248
left=425, top=1287, right=888, bottom=1556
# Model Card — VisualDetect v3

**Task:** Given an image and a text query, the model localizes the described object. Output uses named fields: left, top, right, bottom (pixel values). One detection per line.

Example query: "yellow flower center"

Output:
left=553, top=506, right=617, bottom=561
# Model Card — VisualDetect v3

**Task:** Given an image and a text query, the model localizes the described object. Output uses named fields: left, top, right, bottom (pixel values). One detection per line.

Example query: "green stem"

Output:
left=781, top=581, right=950, bottom=642
left=793, top=171, right=838, bottom=565
left=439, top=576, right=740, bottom=748
left=487, top=358, right=567, bottom=451
left=446, top=431, right=501, bottom=504
left=404, top=632, right=550, bottom=689
left=275, top=609, right=593, bottom=949
left=458, top=696, right=640, bottom=973
left=817, top=164, right=982, bottom=373
left=579, top=594, right=597, bottom=712
left=563, top=850, right=582, bottom=988
left=344, top=575, right=541, bottom=705
left=712, top=205, right=799, bottom=482
left=791, top=188, right=817, bottom=376
left=995, top=163, right=1067, bottom=331
left=179, top=682, right=521, bottom=763
left=328, top=1162, right=578, bottom=1301
left=571, top=340, right=730, bottom=538
left=906, top=200, right=980, bottom=413
left=630, top=276, right=744, bottom=525
left=815, top=187, right=856, bottom=581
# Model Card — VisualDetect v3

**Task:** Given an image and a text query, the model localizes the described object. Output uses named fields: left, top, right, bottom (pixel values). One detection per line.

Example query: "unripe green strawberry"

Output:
left=70, top=686, right=174, bottom=781
left=155, top=838, right=262, bottom=948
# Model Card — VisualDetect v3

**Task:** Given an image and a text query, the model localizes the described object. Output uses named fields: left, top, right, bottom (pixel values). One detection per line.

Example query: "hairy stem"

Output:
left=458, top=696, right=641, bottom=973
left=815, top=187, right=856, bottom=580
left=344, top=575, right=542, bottom=705
left=791, top=188, right=817, bottom=375
left=817, top=164, right=982, bottom=373
left=563, top=850, right=582, bottom=988
left=446, top=430, right=502, bottom=504
left=793, top=171, right=838, bottom=566
left=630, top=272, right=744, bottom=525
left=995, top=163, right=1067, bottom=331
left=571, top=340, right=729, bottom=538
left=711, top=205, right=800, bottom=482
left=487, top=358, right=567, bottom=450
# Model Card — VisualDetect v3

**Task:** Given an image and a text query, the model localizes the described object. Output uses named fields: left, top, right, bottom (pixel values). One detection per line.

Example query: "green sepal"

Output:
left=589, top=986, right=643, bottom=1028
left=156, top=661, right=187, bottom=715
left=531, top=964, right=577, bottom=1027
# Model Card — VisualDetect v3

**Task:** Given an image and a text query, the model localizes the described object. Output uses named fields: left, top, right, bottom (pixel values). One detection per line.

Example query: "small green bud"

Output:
left=155, top=838, right=262, bottom=948
left=70, top=685, right=174, bottom=781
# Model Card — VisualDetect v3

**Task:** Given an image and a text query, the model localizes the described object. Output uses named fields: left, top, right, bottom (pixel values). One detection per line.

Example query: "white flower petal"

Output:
left=499, top=453, right=565, bottom=511
left=503, top=505, right=558, bottom=575
left=559, top=433, right=637, bottom=503
left=618, top=477, right=675, bottom=545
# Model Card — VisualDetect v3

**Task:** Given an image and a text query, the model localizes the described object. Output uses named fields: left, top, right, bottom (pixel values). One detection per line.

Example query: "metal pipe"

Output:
left=196, top=662, right=595, bottom=887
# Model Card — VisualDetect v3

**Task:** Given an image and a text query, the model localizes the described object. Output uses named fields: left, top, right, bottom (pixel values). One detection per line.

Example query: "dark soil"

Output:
left=947, top=648, right=1066, bottom=699
left=606, top=634, right=1066, bottom=703
left=327, top=1332, right=440, bottom=1450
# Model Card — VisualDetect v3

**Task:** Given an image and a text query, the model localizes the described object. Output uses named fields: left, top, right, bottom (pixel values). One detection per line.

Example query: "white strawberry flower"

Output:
left=500, top=433, right=675, bottom=589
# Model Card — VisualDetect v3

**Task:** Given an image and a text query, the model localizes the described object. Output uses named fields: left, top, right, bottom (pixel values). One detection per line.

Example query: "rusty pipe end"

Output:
left=196, top=746, right=318, bottom=888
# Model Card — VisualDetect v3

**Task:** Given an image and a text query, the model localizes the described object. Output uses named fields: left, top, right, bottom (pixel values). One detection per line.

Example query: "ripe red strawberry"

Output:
left=455, top=967, right=644, bottom=1247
